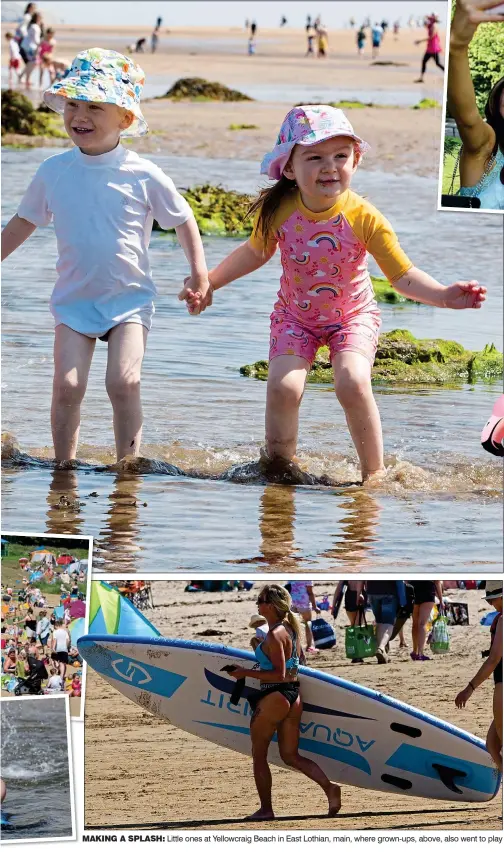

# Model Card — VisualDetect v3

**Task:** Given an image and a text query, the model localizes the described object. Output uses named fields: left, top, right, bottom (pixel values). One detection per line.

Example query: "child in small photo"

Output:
left=1, top=48, right=210, bottom=463
left=5, top=32, right=22, bottom=86
left=181, top=105, right=486, bottom=483
left=39, top=28, right=57, bottom=87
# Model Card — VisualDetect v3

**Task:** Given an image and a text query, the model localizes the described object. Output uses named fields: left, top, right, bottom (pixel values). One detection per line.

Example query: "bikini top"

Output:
left=459, top=149, right=504, bottom=210
left=255, top=622, right=299, bottom=672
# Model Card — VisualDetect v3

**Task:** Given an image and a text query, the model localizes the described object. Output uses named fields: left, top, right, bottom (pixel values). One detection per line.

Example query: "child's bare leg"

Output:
left=105, top=323, right=148, bottom=460
left=332, top=351, right=385, bottom=481
left=265, top=355, right=309, bottom=461
left=52, top=325, right=95, bottom=461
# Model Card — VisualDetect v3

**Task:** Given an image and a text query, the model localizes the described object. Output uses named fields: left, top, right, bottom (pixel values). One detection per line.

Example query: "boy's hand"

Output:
left=178, top=274, right=213, bottom=315
left=443, top=280, right=486, bottom=309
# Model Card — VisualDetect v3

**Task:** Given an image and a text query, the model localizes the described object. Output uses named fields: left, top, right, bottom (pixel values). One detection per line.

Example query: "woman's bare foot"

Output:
left=244, top=808, right=275, bottom=821
left=362, top=467, right=387, bottom=486
left=327, top=782, right=342, bottom=817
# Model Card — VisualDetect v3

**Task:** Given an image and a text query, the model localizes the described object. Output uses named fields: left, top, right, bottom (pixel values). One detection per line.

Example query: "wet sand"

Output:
left=84, top=583, right=501, bottom=829
left=1, top=25, right=444, bottom=176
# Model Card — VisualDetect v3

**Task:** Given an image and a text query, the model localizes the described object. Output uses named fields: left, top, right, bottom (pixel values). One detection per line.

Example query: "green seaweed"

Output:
left=1, top=89, right=65, bottom=137
left=158, top=77, right=253, bottom=102
left=240, top=330, right=503, bottom=385
left=153, top=184, right=253, bottom=237
left=228, top=123, right=259, bottom=130
left=412, top=98, right=442, bottom=110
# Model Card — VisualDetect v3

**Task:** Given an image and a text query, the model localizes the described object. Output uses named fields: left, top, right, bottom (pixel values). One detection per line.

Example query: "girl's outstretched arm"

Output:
left=179, top=238, right=275, bottom=314
left=1, top=215, right=37, bottom=261
left=393, top=266, right=486, bottom=309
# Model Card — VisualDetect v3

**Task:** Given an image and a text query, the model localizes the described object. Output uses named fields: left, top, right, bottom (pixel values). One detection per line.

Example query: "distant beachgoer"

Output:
left=15, top=2, right=36, bottom=54
left=455, top=581, right=502, bottom=771
left=39, top=27, right=56, bottom=86
left=280, top=17, right=287, bottom=28
left=248, top=37, right=256, bottom=56
left=393, top=21, right=400, bottom=39
left=18, top=11, right=42, bottom=88
left=306, top=24, right=315, bottom=56
left=135, top=38, right=146, bottom=53
left=6, top=32, right=22, bottom=86
left=1, top=48, right=210, bottom=462
left=367, top=580, right=401, bottom=663
left=36, top=610, right=52, bottom=654
left=3, top=648, right=17, bottom=674
left=251, top=21, right=257, bottom=37
left=409, top=580, right=444, bottom=661
left=356, top=26, right=366, bottom=55
left=156, top=17, right=162, bottom=29
left=381, top=19, right=388, bottom=34
left=45, top=666, right=64, bottom=693
left=371, top=22, right=383, bottom=59
left=70, top=675, right=82, bottom=696
left=289, top=580, right=320, bottom=654
left=333, top=580, right=367, bottom=663
left=226, top=584, right=342, bottom=819
left=414, top=14, right=444, bottom=82
left=151, top=27, right=159, bottom=53
left=316, top=23, right=329, bottom=57
left=24, top=608, right=37, bottom=642
left=51, top=619, right=70, bottom=679
left=447, top=0, right=503, bottom=210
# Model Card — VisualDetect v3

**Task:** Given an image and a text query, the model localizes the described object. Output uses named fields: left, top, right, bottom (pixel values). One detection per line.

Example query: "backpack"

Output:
left=311, top=617, right=336, bottom=649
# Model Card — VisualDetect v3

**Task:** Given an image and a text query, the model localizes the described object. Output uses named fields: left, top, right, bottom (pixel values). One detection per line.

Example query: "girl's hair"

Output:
left=247, top=175, right=297, bottom=254
left=258, top=583, right=302, bottom=639
left=485, top=76, right=504, bottom=157
left=24, top=3, right=35, bottom=13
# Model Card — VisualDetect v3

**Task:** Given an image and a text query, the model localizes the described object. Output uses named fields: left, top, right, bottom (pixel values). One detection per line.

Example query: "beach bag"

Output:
left=311, top=617, right=336, bottom=649
left=345, top=610, right=377, bottom=659
left=430, top=615, right=450, bottom=654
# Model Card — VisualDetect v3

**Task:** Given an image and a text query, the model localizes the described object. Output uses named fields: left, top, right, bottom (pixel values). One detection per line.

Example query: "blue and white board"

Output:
left=78, top=635, right=501, bottom=803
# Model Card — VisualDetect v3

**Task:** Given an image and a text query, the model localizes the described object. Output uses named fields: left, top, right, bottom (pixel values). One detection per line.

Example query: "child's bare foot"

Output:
left=362, top=467, right=387, bottom=485
left=244, top=808, right=275, bottom=821
left=327, top=782, right=342, bottom=816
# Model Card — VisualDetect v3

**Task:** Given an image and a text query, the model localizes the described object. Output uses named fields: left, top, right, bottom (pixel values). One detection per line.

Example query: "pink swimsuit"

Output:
left=249, top=189, right=413, bottom=364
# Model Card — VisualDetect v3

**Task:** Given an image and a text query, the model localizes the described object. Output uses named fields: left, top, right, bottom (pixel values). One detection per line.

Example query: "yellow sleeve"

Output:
left=248, top=208, right=279, bottom=254
left=345, top=194, right=413, bottom=283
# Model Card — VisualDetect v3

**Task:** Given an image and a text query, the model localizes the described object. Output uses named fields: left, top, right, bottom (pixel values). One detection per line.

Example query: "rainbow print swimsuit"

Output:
left=249, top=189, right=413, bottom=364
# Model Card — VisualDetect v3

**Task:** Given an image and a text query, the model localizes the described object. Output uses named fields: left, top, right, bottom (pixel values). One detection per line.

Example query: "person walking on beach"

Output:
left=226, top=584, right=342, bottom=819
left=6, top=32, right=22, bottom=86
left=316, top=23, right=329, bottom=57
left=455, top=581, right=502, bottom=771
left=414, top=14, right=444, bottom=82
left=356, top=25, right=366, bottom=55
left=333, top=580, right=367, bottom=663
left=306, top=23, right=316, bottom=56
left=409, top=580, right=444, bottom=660
left=181, top=105, right=486, bottom=484
left=18, top=10, right=42, bottom=88
left=367, top=580, right=402, bottom=663
left=151, top=27, right=159, bottom=53
left=289, top=580, right=320, bottom=654
left=1, top=48, right=210, bottom=463
left=446, top=0, right=504, bottom=210
left=51, top=619, right=70, bottom=680
left=371, top=22, right=383, bottom=59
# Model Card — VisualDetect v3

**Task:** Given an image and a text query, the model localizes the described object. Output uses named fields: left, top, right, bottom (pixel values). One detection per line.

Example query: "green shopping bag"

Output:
left=345, top=610, right=377, bottom=659
left=430, top=614, right=450, bottom=654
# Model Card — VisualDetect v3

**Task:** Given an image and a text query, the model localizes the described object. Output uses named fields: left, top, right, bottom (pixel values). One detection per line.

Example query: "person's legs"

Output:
left=345, top=610, right=358, bottom=627
left=277, top=697, right=341, bottom=815
left=105, top=323, right=148, bottom=460
left=411, top=604, right=420, bottom=654
left=332, top=351, right=384, bottom=481
left=248, top=694, right=290, bottom=819
left=300, top=608, right=315, bottom=650
left=434, top=53, right=444, bottom=70
left=265, top=356, right=309, bottom=462
left=416, top=601, right=434, bottom=657
left=52, top=325, right=96, bottom=461
left=486, top=717, right=502, bottom=772
left=493, top=682, right=503, bottom=752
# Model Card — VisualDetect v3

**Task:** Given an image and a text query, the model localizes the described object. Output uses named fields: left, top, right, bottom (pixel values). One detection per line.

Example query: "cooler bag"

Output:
left=311, top=617, right=336, bottom=649
left=345, top=610, right=377, bottom=659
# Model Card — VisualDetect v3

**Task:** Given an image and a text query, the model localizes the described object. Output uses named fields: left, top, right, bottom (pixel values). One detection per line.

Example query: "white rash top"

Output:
left=17, top=144, right=193, bottom=337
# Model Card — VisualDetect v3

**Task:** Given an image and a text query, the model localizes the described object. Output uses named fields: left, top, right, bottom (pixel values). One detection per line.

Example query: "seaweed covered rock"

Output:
left=153, top=184, right=253, bottom=237
left=240, top=330, right=503, bottom=385
left=159, top=77, right=253, bottom=101
left=1, top=89, right=63, bottom=136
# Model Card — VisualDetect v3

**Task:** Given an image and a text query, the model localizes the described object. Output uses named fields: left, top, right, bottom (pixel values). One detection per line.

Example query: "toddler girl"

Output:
left=182, top=105, right=486, bottom=482
left=2, top=48, right=210, bottom=462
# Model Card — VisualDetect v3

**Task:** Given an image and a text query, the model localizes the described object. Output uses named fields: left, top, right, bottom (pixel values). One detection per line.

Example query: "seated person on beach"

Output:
left=447, top=1, right=504, bottom=209
left=3, top=648, right=17, bottom=674
left=45, top=667, right=64, bottom=693
left=70, top=674, right=82, bottom=696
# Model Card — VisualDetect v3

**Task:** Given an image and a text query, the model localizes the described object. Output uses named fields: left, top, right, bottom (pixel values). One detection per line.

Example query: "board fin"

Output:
left=432, top=762, right=467, bottom=794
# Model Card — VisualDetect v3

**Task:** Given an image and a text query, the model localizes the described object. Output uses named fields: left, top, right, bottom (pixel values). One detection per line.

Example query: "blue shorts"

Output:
left=369, top=594, right=398, bottom=625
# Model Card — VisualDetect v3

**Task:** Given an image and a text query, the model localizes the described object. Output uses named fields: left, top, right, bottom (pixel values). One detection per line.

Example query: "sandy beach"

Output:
left=84, top=582, right=501, bottom=830
left=1, top=25, right=445, bottom=176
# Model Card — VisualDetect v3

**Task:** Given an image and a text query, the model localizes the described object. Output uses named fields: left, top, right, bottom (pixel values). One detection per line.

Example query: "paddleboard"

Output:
left=78, top=635, right=501, bottom=803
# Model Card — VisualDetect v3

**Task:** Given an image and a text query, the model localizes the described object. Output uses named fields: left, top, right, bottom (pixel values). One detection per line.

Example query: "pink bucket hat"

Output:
left=260, top=105, right=370, bottom=179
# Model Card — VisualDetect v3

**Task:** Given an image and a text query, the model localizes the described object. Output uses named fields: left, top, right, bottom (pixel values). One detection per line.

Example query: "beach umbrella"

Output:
left=87, top=581, right=160, bottom=637
left=68, top=617, right=85, bottom=647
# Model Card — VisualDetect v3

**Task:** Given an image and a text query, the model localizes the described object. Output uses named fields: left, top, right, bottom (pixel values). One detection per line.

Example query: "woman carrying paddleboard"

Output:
left=227, top=583, right=341, bottom=820
left=455, top=581, right=502, bottom=772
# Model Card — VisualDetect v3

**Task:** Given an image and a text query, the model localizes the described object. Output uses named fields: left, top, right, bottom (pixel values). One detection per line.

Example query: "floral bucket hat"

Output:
left=43, top=47, right=148, bottom=137
left=260, top=105, right=370, bottom=179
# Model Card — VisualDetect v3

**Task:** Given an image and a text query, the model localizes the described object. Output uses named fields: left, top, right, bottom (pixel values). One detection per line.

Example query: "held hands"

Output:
left=178, top=273, right=213, bottom=315
left=442, top=280, right=487, bottom=309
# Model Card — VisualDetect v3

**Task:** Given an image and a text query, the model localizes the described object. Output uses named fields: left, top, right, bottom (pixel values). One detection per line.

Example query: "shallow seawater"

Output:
left=1, top=698, right=73, bottom=840
left=1, top=148, right=502, bottom=573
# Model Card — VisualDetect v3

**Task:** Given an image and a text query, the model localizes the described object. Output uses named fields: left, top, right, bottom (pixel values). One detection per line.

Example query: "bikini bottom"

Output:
left=249, top=681, right=300, bottom=713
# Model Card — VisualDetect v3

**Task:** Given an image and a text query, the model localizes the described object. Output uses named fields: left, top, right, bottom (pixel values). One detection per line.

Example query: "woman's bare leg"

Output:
left=248, top=695, right=291, bottom=819
left=265, top=356, right=309, bottom=462
left=277, top=697, right=341, bottom=816
left=415, top=602, right=434, bottom=656
left=52, top=325, right=95, bottom=461
left=333, top=351, right=384, bottom=481
left=105, top=323, right=148, bottom=460
left=486, top=720, right=502, bottom=772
